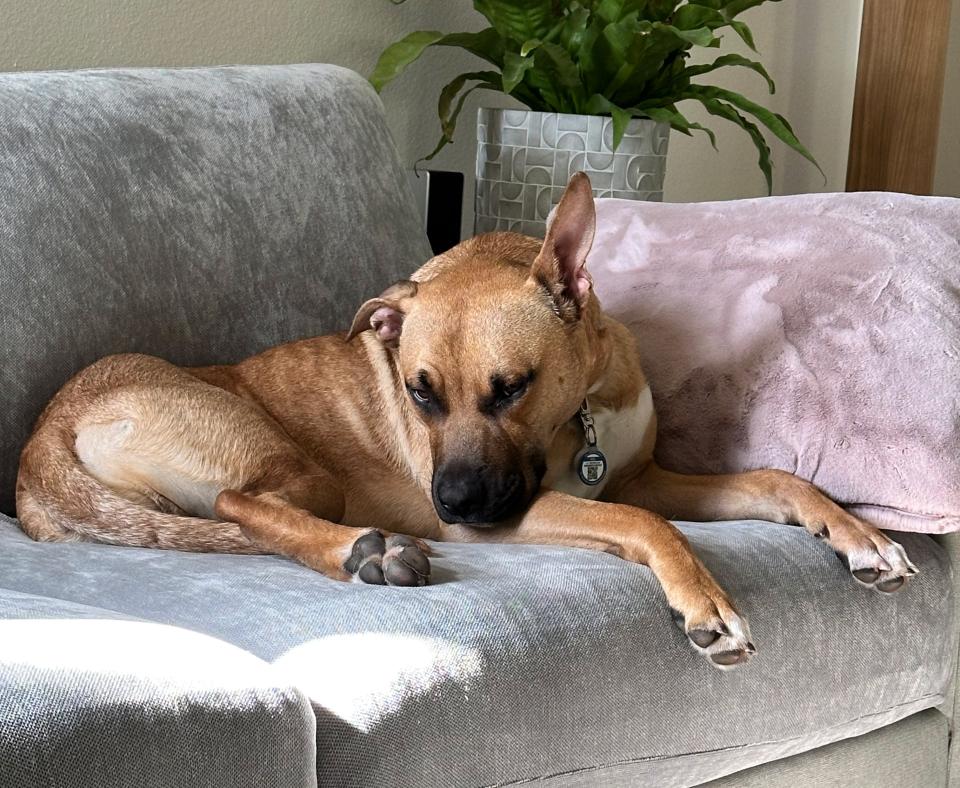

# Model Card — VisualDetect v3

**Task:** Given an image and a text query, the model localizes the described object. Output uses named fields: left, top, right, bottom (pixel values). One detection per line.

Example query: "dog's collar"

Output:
left=577, top=400, right=599, bottom=448
left=575, top=399, right=607, bottom=486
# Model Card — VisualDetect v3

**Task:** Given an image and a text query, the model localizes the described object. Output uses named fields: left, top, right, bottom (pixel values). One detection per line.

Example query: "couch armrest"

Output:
left=0, top=588, right=317, bottom=788
left=934, top=533, right=960, bottom=786
left=0, top=63, right=432, bottom=516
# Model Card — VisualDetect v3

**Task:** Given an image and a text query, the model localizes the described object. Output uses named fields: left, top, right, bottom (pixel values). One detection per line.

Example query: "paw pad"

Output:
left=673, top=608, right=755, bottom=670
left=345, top=531, right=431, bottom=587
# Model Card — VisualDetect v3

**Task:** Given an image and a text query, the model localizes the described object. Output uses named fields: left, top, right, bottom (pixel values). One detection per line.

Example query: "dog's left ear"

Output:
left=347, top=279, right=418, bottom=347
left=529, top=171, right=596, bottom=321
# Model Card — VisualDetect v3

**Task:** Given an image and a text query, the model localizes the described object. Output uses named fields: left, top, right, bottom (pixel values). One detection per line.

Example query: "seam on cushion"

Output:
left=846, top=503, right=955, bottom=520
left=0, top=587, right=154, bottom=624
left=486, top=693, right=944, bottom=787
left=0, top=522, right=267, bottom=667
left=0, top=584, right=322, bottom=749
left=0, top=584, right=283, bottom=671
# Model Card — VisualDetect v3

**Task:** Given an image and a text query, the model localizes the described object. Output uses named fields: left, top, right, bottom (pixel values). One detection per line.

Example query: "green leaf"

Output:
left=538, top=42, right=582, bottom=91
left=596, top=0, right=627, bottom=24
left=728, top=20, right=757, bottom=51
left=642, top=104, right=717, bottom=149
left=370, top=30, right=444, bottom=92
left=524, top=68, right=566, bottom=111
left=683, top=53, right=775, bottom=93
left=672, top=4, right=725, bottom=30
left=520, top=38, right=542, bottom=57
left=585, top=93, right=632, bottom=150
left=687, top=120, right=718, bottom=149
left=774, top=111, right=795, bottom=135
left=654, top=22, right=718, bottom=48
left=684, top=84, right=822, bottom=175
left=369, top=28, right=505, bottom=92
left=473, top=0, right=557, bottom=43
left=558, top=6, right=592, bottom=53
left=636, top=49, right=689, bottom=99
left=502, top=52, right=535, bottom=93
left=578, top=14, right=635, bottom=97
left=438, top=70, right=501, bottom=136
left=603, top=12, right=642, bottom=59
left=419, top=71, right=501, bottom=166
left=646, top=0, right=681, bottom=19
left=435, top=29, right=506, bottom=67
left=606, top=21, right=717, bottom=104
left=721, top=0, right=782, bottom=21
left=510, top=81, right=546, bottom=110
left=520, top=14, right=568, bottom=57
left=689, top=95, right=773, bottom=192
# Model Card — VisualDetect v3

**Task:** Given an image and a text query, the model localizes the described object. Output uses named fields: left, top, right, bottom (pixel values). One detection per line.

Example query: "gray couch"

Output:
left=0, top=64, right=956, bottom=788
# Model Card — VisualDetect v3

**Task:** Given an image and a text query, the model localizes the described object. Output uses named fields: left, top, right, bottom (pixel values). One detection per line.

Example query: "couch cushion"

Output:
left=0, top=64, right=431, bottom=514
left=0, top=514, right=951, bottom=787
left=0, top=584, right=317, bottom=788
left=589, top=192, right=960, bottom=533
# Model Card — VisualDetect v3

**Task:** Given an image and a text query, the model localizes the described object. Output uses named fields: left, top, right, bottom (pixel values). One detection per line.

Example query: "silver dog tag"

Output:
left=576, top=447, right=607, bottom=486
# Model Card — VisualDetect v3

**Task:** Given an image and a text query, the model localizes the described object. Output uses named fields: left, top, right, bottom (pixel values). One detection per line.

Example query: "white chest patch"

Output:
left=548, top=386, right=655, bottom=500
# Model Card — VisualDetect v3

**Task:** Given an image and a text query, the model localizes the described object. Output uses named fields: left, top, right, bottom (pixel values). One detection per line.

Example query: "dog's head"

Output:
left=348, top=172, right=603, bottom=525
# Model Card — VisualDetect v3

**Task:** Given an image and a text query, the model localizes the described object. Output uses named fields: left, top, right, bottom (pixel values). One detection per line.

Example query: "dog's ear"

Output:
left=529, top=171, right=596, bottom=321
left=347, top=279, right=419, bottom=347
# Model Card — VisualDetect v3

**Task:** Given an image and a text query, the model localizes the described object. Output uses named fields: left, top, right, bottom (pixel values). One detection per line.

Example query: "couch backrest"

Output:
left=0, top=64, right=432, bottom=514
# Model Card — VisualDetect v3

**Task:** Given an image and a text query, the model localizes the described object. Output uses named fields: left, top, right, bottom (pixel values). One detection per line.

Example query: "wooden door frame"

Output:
left=846, top=0, right=953, bottom=194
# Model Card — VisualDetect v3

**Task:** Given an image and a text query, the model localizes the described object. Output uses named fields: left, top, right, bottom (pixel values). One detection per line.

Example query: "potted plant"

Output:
left=371, top=0, right=820, bottom=237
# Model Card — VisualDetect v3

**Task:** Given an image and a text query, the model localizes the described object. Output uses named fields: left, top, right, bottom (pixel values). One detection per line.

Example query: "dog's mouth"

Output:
left=433, top=490, right=531, bottom=526
left=431, top=458, right=544, bottom=526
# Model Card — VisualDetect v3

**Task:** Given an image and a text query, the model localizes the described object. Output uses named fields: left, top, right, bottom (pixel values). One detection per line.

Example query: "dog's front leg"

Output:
left=605, top=464, right=917, bottom=593
left=215, top=489, right=431, bottom=587
left=441, top=490, right=754, bottom=669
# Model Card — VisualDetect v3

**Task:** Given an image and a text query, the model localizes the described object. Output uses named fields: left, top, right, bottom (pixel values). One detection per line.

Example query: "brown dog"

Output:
left=16, top=172, right=916, bottom=669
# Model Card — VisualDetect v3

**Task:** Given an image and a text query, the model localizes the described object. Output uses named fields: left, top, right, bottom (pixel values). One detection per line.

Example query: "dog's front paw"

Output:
left=816, top=518, right=918, bottom=593
left=672, top=595, right=755, bottom=670
left=344, top=530, right=432, bottom=587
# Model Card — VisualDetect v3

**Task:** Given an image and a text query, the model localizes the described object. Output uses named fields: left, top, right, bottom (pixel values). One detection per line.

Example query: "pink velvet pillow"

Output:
left=589, top=192, right=960, bottom=533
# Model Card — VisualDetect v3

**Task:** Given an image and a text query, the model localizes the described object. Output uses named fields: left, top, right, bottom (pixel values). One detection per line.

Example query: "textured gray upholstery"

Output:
left=0, top=64, right=431, bottom=514
left=704, top=710, right=948, bottom=788
left=0, top=514, right=951, bottom=787
left=0, top=585, right=317, bottom=788
left=936, top=532, right=960, bottom=788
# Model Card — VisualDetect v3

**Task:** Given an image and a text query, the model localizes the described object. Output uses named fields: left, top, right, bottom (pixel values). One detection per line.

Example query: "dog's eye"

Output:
left=492, top=376, right=529, bottom=409
left=501, top=379, right=527, bottom=399
left=408, top=372, right=443, bottom=413
left=410, top=387, right=431, bottom=404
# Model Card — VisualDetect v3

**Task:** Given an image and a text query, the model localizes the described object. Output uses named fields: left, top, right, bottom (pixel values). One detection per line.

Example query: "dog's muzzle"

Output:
left=432, top=461, right=530, bottom=525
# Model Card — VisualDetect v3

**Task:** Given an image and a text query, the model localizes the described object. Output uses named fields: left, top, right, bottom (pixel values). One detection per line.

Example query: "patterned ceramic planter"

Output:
left=475, top=108, right=670, bottom=237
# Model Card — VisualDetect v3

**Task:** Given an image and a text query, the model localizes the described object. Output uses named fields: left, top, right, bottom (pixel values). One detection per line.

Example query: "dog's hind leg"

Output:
left=22, top=360, right=428, bottom=584
left=74, top=382, right=430, bottom=585
left=605, top=463, right=917, bottom=594
left=76, top=401, right=431, bottom=585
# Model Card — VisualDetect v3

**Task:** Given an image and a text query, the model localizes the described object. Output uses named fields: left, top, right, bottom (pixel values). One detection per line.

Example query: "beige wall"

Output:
left=664, top=0, right=863, bottom=202
left=935, top=0, right=960, bottom=197
left=1, top=0, right=950, bottom=232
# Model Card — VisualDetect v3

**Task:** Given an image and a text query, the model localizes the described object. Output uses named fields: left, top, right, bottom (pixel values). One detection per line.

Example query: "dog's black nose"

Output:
left=433, top=462, right=525, bottom=524
left=435, top=473, right=486, bottom=519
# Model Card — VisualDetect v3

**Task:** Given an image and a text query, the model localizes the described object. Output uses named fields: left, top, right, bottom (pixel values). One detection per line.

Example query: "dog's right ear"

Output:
left=529, top=171, right=596, bottom=322
left=347, top=280, right=418, bottom=347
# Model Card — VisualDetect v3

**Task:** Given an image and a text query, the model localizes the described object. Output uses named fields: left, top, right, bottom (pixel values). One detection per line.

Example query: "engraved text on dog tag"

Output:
left=576, top=447, right=607, bottom=486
